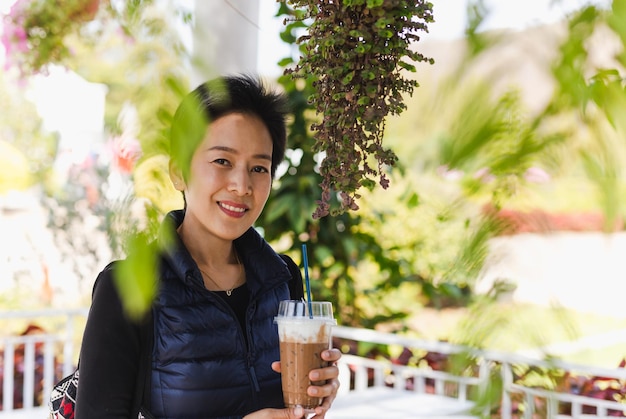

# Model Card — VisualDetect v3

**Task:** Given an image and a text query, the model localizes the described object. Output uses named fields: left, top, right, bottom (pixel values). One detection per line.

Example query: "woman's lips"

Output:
left=218, top=201, right=248, bottom=218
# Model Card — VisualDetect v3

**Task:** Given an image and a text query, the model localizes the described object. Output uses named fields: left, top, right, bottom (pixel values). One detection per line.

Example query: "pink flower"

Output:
left=1, top=0, right=30, bottom=71
left=109, top=135, right=142, bottom=175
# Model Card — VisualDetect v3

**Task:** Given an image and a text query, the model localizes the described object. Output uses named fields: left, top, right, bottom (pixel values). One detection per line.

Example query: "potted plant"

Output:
left=281, top=0, right=434, bottom=217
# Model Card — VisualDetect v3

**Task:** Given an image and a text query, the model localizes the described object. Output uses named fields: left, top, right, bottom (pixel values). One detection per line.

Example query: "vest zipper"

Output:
left=192, top=272, right=289, bottom=399
left=200, top=281, right=261, bottom=395
left=244, top=282, right=285, bottom=396
left=246, top=300, right=261, bottom=394
left=249, top=366, right=261, bottom=392
left=191, top=276, right=251, bottom=368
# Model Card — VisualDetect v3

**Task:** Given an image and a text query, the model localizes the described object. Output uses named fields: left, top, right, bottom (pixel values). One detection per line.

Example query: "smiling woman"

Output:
left=72, top=74, right=343, bottom=419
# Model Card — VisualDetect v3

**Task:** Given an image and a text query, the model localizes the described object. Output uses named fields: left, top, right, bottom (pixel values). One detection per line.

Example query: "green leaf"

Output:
left=342, top=72, right=355, bottom=85
left=361, top=178, right=376, bottom=189
left=278, top=57, right=294, bottom=67
left=114, top=235, right=157, bottom=321
left=407, top=192, right=420, bottom=208
left=264, top=195, right=294, bottom=222
left=398, top=61, right=416, bottom=72
left=366, top=0, right=384, bottom=8
left=289, top=198, right=307, bottom=233
left=379, top=29, right=394, bottom=38
left=280, top=31, right=297, bottom=43
left=375, top=18, right=389, bottom=29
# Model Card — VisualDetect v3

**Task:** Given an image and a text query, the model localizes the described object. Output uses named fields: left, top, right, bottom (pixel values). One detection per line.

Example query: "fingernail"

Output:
left=294, top=405, right=304, bottom=416
left=309, top=387, right=319, bottom=395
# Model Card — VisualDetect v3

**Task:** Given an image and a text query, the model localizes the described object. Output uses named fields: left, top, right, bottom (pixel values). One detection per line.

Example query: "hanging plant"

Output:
left=282, top=0, right=434, bottom=218
left=1, top=0, right=103, bottom=76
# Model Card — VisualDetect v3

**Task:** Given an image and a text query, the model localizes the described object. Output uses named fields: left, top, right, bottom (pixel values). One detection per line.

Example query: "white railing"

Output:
left=0, top=309, right=88, bottom=417
left=2, top=311, right=625, bottom=418
left=487, top=351, right=626, bottom=418
left=332, top=326, right=626, bottom=418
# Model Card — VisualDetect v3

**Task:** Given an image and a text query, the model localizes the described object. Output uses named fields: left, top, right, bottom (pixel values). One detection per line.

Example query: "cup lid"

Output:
left=275, top=300, right=335, bottom=322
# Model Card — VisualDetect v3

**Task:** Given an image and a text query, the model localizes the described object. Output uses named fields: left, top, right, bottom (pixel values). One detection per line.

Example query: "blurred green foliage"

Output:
left=4, top=0, right=626, bottom=332
left=258, top=3, right=493, bottom=328
left=264, top=0, right=626, bottom=331
left=1, top=0, right=190, bottom=318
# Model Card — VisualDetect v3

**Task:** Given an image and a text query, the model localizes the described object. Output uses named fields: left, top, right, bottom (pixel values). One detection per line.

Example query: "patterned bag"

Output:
left=48, top=360, right=151, bottom=419
left=48, top=370, right=79, bottom=419
left=48, top=262, right=153, bottom=419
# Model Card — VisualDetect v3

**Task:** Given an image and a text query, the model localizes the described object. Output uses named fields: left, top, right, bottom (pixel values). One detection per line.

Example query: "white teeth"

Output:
left=220, top=202, right=246, bottom=213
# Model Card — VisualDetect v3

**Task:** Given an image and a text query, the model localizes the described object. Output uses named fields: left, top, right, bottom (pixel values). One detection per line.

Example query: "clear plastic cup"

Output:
left=275, top=300, right=336, bottom=409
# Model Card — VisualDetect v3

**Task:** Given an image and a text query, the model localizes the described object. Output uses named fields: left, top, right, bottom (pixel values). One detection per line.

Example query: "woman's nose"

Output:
left=228, top=168, right=252, bottom=195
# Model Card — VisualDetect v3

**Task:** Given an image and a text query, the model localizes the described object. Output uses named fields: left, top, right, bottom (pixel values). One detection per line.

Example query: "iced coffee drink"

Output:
left=275, top=300, right=335, bottom=409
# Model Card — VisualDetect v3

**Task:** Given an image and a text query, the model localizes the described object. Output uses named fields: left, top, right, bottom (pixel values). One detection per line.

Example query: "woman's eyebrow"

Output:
left=208, top=145, right=272, bottom=161
left=207, top=145, right=236, bottom=153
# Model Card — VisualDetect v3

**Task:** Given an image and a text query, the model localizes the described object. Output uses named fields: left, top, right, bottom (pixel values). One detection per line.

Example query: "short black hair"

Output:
left=169, top=74, right=289, bottom=179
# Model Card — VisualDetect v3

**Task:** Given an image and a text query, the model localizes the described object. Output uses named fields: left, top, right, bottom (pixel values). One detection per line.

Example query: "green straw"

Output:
left=302, top=244, right=313, bottom=318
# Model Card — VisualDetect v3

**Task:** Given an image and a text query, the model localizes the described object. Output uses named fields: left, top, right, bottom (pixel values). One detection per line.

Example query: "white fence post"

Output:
left=3, top=342, right=15, bottom=411
left=501, top=362, right=512, bottom=419
left=22, top=342, right=35, bottom=409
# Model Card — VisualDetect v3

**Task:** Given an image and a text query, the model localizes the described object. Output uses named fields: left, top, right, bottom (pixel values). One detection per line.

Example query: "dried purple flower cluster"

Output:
left=284, top=0, right=434, bottom=218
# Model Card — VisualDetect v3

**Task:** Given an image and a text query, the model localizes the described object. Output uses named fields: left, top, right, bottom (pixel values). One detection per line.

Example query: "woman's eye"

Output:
left=213, top=158, right=230, bottom=166
left=252, top=166, right=269, bottom=174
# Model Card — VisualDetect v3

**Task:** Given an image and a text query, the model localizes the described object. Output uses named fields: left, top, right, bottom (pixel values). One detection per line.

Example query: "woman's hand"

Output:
left=243, top=406, right=306, bottom=419
left=272, top=348, right=342, bottom=419
left=308, top=348, right=341, bottom=418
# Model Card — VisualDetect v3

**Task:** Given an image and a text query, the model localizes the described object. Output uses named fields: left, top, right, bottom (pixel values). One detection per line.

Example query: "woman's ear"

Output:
left=169, top=160, right=186, bottom=191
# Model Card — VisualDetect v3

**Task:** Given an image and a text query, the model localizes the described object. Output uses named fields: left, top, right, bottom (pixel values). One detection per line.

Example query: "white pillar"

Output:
left=192, top=0, right=260, bottom=86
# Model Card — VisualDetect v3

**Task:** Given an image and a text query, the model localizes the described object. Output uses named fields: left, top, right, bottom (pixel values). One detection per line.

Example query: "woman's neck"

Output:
left=176, top=223, right=236, bottom=269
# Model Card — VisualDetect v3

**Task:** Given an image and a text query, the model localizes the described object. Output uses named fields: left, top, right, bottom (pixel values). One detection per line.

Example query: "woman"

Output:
left=75, top=75, right=341, bottom=419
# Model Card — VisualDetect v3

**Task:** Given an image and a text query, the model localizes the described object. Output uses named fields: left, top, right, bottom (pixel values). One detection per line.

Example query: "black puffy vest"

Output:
left=149, top=211, right=291, bottom=418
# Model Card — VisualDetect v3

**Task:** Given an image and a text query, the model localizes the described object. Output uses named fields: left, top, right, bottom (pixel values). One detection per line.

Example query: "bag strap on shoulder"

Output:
left=103, top=260, right=155, bottom=417
left=279, top=253, right=304, bottom=301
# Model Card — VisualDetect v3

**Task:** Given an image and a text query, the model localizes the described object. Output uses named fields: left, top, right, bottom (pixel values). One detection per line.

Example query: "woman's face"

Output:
left=174, top=112, right=273, bottom=242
